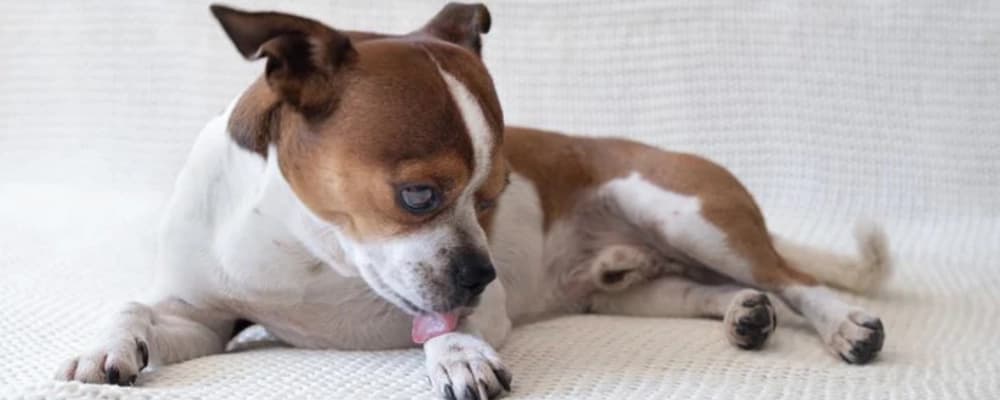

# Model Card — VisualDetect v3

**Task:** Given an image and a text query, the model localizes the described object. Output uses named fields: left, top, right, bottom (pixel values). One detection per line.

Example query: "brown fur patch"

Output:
left=275, top=39, right=482, bottom=240
left=504, top=126, right=818, bottom=288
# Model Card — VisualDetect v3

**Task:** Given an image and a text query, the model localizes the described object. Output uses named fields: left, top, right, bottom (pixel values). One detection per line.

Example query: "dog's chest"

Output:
left=488, top=173, right=582, bottom=322
left=214, top=212, right=416, bottom=349
left=217, top=214, right=323, bottom=296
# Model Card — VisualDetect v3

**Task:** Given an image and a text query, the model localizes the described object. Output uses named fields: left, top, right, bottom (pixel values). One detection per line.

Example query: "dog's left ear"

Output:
left=419, top=3, right=491, bottom=56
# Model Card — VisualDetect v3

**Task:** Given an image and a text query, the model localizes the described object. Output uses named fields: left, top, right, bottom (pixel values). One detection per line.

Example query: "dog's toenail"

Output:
left=495, top=368, right=511, bottom=391
left=106, top=366, right=120, bottom=384
left=465, top=384, right=479, bottom=400
left=136, top=340, right=149, bottom=368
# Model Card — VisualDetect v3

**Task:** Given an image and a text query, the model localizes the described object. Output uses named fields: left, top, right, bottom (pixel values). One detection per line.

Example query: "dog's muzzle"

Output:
left=450, top=247, right=496, bottom=301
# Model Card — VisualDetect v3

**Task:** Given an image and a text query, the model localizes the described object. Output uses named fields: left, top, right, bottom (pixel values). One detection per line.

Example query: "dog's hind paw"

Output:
left=424, top=332, right=511, bottom=400
left=830, top=310, right=885, bottom=364
left=724, top=290, right=777, bottom=350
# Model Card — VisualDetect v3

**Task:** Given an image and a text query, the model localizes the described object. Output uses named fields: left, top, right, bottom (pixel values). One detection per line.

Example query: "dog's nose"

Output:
left=451, top=248, right=496, bottom=296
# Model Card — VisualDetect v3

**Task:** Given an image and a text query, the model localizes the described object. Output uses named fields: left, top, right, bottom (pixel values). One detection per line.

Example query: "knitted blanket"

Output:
left=2, top=1, right=997, bottom=398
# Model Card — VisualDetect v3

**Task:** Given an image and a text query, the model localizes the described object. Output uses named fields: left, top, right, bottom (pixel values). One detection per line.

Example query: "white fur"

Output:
left=781, top=285, right=850, bottom=334
left=600, top=172, right=755, bottom=283
left=424, top=332, right=508, bottom=399
left=772, top=221, right=893, bottom=294
left=487, top=172, right=552, bottom=322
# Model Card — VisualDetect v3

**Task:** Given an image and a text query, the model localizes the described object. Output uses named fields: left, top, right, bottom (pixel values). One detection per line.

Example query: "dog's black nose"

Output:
left=451, top=248, right=496, bottom=296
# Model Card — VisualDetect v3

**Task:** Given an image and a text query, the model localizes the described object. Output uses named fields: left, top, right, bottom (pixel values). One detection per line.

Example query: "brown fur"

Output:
left=216, top=5, right=506, bottom=243
left=276, top=39, right=481, bottom=240
left=503, top=127, right=817, bottom=288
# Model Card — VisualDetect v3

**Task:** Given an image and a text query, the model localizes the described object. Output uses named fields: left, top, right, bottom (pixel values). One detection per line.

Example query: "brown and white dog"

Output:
left=56, top=4, right=890, bottom=399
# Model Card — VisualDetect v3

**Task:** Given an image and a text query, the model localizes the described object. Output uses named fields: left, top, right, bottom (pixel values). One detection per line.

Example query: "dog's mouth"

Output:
left=404, top=290, right=482, bottom=344
left=366, top=270, right=466, bottom=344
left=411, top=311, right=461, bottom=344
left=382, top=289, right=463, bottom=344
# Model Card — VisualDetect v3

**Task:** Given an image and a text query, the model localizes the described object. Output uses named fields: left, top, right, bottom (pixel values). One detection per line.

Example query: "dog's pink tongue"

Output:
left=411, top=312, right=460, bottom=344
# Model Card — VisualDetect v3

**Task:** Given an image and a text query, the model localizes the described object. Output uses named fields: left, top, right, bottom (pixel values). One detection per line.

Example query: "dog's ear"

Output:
left=211, top=4, right=355, bottom=114
left=420, top=3, right=491, bottom=55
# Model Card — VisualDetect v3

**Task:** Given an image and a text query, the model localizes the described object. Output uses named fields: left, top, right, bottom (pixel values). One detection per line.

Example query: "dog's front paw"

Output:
left=724, top=290, right=777, bottom=350
left=830, top=310, right=885, bottom=364
left=424, top=333, right=511, bottom=400
left=55, top=337, right=149, bottom=385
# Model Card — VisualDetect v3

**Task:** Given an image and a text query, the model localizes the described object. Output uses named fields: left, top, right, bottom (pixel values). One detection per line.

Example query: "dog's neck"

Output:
left=248, top=144, right=361, bottom=278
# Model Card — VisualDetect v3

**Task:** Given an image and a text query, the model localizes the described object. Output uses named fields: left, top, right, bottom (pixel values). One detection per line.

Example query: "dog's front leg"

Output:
left=55, top=297, right=236, bottom=385
left=423, top=281, right=512, bottom=400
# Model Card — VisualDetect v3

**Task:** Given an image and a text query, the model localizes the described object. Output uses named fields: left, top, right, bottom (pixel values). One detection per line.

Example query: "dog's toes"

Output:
left=56, top=337, right=148, bottom=385
left=425, top=333, right=511, bottom=399
left=724, top=290, right=777, bottom=350
left=831, top=311, right=885, bottom=364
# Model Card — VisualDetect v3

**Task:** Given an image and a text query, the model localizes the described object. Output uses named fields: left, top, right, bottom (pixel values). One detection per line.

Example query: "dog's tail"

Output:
left=772, top=221, right=893, bottom=295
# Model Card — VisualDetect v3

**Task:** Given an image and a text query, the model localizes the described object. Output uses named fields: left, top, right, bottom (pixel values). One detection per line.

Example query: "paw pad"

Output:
left=725, top=291, right=777, bottom=350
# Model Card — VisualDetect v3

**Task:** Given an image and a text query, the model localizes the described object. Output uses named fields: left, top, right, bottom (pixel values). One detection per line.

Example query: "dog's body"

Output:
left=57, top=4, right=890, bottom=399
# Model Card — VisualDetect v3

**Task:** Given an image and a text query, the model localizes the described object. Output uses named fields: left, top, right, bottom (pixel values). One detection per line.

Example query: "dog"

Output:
left=56, top=4, right=890, bottom=399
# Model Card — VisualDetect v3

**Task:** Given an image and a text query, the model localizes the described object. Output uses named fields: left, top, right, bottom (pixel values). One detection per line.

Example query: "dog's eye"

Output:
left=398, top=184, right=441, bottom=214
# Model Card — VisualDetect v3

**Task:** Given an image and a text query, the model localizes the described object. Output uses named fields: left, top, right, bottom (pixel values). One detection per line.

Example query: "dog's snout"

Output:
left=451, top=248, right=496, bottom=296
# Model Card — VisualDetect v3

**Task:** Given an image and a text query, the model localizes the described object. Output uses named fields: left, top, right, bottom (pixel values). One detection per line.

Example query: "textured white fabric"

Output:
left=2, top=0, right=999, bottom=399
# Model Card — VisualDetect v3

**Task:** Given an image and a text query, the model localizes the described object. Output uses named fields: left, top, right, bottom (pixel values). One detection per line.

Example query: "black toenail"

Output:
left=495, top=368, right=511, bottom=391
left=136, top=340, right=149, bottom=369
left=465, top=384, right=479, bottom=400
left=106, top=366, right=120, bottom=384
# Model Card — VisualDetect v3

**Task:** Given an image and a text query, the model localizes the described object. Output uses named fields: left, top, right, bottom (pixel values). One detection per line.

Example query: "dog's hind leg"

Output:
left=55, top=298, right=236, bottom=385
left=588, top=246, right=778, bottom=349
left=599, top=172, right=886, bottom=363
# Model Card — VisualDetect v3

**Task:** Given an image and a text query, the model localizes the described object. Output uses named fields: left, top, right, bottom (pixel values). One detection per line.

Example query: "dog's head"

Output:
left=211, top=4, right=508, bottom=317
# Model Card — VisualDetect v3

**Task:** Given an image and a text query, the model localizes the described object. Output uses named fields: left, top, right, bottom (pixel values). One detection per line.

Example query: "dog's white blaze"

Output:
left=438, top=70, right=494, bottom=204
left=601, top=172, right=755, bottom=283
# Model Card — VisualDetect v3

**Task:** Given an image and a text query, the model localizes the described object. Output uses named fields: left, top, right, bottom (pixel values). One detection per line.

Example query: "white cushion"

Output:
left=2, top=1, right=998, bottom=398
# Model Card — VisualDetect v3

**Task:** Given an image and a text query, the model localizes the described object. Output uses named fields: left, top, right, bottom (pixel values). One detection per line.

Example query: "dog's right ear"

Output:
left=420, top=3, right=491, bottom=56
left=210, top=4, right=355, bottom=114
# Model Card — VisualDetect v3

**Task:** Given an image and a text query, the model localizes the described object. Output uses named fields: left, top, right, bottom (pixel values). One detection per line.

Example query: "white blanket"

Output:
left=2, top=1, right=998, bottom=398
